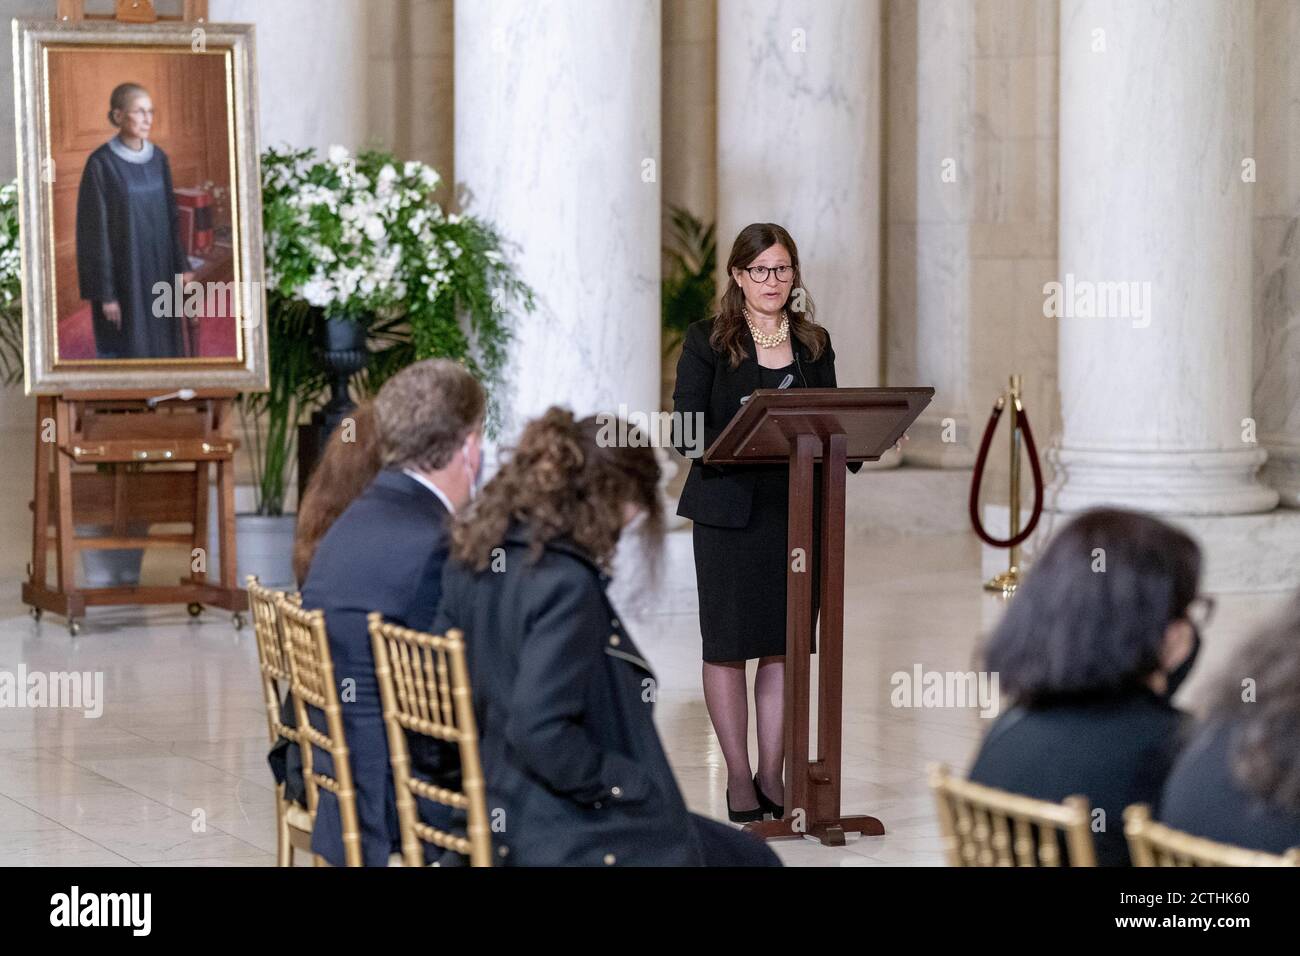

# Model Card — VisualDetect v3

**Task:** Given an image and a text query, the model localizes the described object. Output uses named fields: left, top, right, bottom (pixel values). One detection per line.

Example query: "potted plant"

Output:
left=661, top=205, right=716, bottom=366
left=238, top=145, right=532, bottom=584
left=660, top=206, right=716, bottom=510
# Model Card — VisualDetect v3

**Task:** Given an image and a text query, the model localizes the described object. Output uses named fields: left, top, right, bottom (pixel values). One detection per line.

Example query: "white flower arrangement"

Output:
left=258, top=143, right=532, bottom=431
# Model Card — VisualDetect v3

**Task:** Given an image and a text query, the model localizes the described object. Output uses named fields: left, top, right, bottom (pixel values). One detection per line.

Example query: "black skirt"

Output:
left=692, top=463, right=821, bottom=662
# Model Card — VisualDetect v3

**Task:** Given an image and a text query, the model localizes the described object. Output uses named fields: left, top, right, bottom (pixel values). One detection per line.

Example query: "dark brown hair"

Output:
left=981, top=508, right=1202, bottom=705
left=374, top=358, right=485, bottom=471
left=711, top=222, right=828, bottom=369
left=108, top=83, right=148, bottom=127
left=292, top=401, right=383, bottom=585
left=1209, top=591, right=1300, bottom=811
left=450, top=407, right=663, bottom=572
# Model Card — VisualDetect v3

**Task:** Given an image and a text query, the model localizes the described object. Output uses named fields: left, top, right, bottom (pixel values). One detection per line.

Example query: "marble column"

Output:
left=1254, top=0, right=1300, bottom=508
left=717, top=0, right=881, bottom=393
left=209, top=0, right=369, bottom=151
left=454, top=0, right=662, bottom=434
left=885, top=0, right=976, bottom=467
left=887, top=0, right=1060, bottom=475
left=1054, top=0, right=1276, bottom=514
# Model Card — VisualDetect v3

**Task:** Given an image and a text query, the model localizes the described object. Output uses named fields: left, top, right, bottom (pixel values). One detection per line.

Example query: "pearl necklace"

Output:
left=743, top=308, right=790, bottom=349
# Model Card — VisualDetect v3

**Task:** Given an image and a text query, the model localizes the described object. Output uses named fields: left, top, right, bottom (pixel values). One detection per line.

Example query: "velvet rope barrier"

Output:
left=968, top=395, right=1045, bottom=549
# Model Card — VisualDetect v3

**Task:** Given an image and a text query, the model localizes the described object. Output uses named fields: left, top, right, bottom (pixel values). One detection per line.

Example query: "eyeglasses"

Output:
left=124, top=108, right=155, bottom=118
left=1185, top=595, right=1216, bottom=629
left=743, top=265, right=793, bottom=283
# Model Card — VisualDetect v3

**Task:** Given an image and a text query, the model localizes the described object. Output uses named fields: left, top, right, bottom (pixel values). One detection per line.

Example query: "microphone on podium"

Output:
left=147, top=388, right=197, bottom=408
left=741, top=373, right=794, bottom=405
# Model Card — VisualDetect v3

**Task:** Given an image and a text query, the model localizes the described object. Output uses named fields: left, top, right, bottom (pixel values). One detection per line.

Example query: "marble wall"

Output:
left=718, top=0, right=882, bottom=393
left=1, top=0, right=1298, bottom=585
left=885, top=0, right=1060, bottom=500
left=209, top=0, right=369, bottom=153
left=365, top=0, right=455, bottom=206
left=1254, top=0, right=1300, bottom=507
left=1054, top=0, right=1273, bottom=516
left=454, top=0, right=662, bottom=435
left=662, top=0, right=716, bottom=231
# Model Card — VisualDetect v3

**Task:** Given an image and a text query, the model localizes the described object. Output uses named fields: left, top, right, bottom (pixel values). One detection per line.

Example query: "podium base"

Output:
left=742, top=814, right=886, bottom=847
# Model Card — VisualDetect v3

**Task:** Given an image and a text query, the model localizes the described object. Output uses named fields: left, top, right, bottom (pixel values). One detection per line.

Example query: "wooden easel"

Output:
left=25, top=391, right=247, bottom=635
left=55, top=0, right=208, bottom=24
left=25, top=0, right=244, bottom=635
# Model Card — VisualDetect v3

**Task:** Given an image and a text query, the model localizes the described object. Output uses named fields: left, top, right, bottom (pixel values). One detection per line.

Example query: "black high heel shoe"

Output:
left=754, top=774, right=784, bottom=819
left=726, top=786, right=766, bottom=824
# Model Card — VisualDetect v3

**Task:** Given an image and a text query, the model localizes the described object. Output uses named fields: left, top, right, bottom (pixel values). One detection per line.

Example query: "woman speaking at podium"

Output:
left=672, top=222, right=852, bottom=823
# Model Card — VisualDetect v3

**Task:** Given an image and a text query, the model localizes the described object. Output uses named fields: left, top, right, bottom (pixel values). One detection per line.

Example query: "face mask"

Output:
left=1163, top=622, right=1201, bottom=700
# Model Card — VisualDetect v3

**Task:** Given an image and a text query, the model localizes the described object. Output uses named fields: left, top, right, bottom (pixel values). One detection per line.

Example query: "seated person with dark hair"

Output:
left=968, top=508, right=1204, bottom=866
left=298, top=358, right=487, bottom=866
left=1159, top=591, right=1300, bottom=855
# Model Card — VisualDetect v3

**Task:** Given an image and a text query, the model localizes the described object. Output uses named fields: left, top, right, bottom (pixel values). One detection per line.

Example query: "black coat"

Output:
left=968, top=690, right=1191, bottom=866
left=671, top=317, right=857, bottom=528
left=434, top=526, right=705, bottom=866
left=298, top=469, right=458, bottom=866
left=1159, top=718, right=1300, bottom=855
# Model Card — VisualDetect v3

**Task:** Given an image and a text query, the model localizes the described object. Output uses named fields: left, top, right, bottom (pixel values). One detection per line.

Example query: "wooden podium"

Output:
left=704, top=386, right=934, bottom=845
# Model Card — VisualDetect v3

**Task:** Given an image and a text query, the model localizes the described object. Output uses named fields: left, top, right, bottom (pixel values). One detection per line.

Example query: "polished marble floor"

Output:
left=0, top=529, right=1291, bottom=866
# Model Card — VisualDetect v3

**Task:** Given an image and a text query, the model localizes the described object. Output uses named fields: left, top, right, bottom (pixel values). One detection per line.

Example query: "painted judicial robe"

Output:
left=75, top=137, right=189, bottom=359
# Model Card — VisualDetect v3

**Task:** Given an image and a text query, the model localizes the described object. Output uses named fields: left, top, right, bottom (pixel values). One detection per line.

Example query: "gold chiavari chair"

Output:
left=279, top=595, right=363, bottom=867
left=368, top=612, right=492, bottom=867
left=929, top=763, right=1098, bottom=866
left=246, top=575, right=314, bottom=866
left=1124, top=804, right=1300, bottom=867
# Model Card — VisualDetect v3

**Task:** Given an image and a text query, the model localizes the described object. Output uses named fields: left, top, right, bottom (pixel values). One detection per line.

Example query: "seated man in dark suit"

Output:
left=298, top=358, right=486, bottom=866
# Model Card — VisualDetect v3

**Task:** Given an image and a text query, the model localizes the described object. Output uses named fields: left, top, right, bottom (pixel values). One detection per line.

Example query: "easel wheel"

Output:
left=187, top=602, right=204, bottom=617
left=29, top=606, right=42, bottom=622
left=232, top=612, right=246, bottom=630
left=67, top=619, right=81, bottom=637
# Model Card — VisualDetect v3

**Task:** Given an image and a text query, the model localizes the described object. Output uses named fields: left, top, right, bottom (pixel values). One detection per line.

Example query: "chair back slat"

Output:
left=369, top=612, right=492, bottom=867
left=279, top=596, right=363, bottom=867
left=247, top=576, right=317, bottom=865
left=929, top=763, right=1097, bottom=867
left=247, top=575, right=293, bottom=745
left=1124, top=804, right=1300, bottom=867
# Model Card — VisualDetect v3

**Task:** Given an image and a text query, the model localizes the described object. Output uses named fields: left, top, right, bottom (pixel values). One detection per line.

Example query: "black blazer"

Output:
left=434, top=526, right=705, bottom=866
left=671, top=317, right=857, bottom=528
left=968, top=691, right=1191, bottom=866
left=299, top=468, right=459, bottom=866
left=1159, top=718, right=1300, bottom=854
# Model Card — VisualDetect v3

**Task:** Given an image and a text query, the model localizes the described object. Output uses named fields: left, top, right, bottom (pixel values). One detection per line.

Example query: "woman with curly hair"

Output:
left=435, top=407, right=778, bottom=866
left=1159, top=592, right=1300, bottom=853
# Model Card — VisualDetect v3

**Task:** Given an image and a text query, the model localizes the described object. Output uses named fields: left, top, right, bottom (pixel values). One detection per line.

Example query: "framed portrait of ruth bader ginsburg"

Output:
left=11, top=17, right=268, bottom=393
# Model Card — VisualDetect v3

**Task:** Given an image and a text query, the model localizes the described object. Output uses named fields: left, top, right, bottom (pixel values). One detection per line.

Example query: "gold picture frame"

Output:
left=11, top=17, right=268, bottom=393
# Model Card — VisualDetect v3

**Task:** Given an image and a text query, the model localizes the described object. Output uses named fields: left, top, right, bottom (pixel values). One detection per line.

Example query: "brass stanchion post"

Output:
left=984, top=375, right=1023, bottom=595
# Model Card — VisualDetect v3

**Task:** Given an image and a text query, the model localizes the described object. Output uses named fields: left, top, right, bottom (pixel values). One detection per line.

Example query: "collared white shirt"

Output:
left=402, top=468, right=455, bottom=515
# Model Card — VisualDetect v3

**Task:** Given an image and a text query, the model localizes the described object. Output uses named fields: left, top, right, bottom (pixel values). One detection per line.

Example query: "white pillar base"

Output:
left=1261, top=440, right=1300, bottom=508
left=982, top=503, right=1300, bottom=594
left=903, top=411, right=977, bottom=469
left=1050, top=446, right=1279, bottom=516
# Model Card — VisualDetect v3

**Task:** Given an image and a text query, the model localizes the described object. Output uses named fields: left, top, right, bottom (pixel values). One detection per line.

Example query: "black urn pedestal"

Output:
left=296, top=315, right=368, bottom=506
